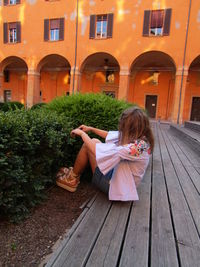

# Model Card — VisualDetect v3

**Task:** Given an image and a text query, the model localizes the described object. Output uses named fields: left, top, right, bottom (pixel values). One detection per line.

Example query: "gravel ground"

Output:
left=0, top=181, right=97, bottom=267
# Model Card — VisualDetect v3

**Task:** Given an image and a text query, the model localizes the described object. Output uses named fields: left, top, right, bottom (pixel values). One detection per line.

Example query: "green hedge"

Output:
left=46, top=93, right=134, bottom=162
left=46, top=93, right=133, bottom=130
left=0, top=109, right=73, bottom=222
left=31, top=102, right=47, bottom=110
left=0, top=93, right=136, bottom=222
left=0, top=101, right=24, bottom=112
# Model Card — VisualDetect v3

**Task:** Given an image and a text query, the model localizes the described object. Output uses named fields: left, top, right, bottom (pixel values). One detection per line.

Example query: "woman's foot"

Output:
left=56, top=167, right=80, bottom=192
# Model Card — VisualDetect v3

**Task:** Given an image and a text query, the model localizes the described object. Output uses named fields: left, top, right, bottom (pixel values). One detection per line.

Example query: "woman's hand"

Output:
left=78, top=125, right=91, bottom=133
left=71, top=128, right=85, bottom=138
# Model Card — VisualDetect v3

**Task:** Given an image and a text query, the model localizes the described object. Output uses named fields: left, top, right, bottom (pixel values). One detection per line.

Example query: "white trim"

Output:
left=119, top=70, right=130, bottom=76
left=120, top=66, right=130, bottom=76
left=71, top=66, right=80, bottom=76
left=176, top=67, right=188, bottom=76
left=28, top=70, right=40, bottom=76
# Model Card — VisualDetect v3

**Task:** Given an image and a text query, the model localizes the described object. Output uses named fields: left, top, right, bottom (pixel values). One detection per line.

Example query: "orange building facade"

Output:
left=0, top=0, right=200, bottom=123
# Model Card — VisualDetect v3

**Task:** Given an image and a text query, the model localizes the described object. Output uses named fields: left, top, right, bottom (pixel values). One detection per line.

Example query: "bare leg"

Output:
left=73, top=138, right=101, bottom=175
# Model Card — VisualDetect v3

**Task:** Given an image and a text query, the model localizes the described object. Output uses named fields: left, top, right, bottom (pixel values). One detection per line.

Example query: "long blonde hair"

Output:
left=118, top=107, right=154, bottom=151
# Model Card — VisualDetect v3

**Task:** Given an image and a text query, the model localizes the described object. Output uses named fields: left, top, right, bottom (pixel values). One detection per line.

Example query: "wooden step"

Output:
left=169, top=124, right=200, bottom=155
left=184, top=121, right=200, bottom=133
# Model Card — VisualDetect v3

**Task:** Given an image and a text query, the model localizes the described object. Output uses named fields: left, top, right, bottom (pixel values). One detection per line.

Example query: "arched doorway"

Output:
left=129, top=51, right=176, bottom=120
left=0, top=56, right=28, bottom=104
left=80, top=52, right=120, bottom=98
left=183, top=56, right=200, bottom=121
left=37, top=54, right=71, bottom=103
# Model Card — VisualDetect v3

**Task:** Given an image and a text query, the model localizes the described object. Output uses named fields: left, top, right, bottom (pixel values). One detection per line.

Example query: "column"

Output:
left=171, top=67, right=188, bottom=124
left=118, top=66, right=130, bottom=100
left=0, top=72, right=3, bottom=102
left=70, top=66, right=81, bottom=94
left=26, top=70, right=40, bottom=108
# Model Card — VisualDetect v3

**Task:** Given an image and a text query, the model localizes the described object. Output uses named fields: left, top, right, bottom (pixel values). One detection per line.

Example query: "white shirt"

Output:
left=96, top=131, right=150, bottom=201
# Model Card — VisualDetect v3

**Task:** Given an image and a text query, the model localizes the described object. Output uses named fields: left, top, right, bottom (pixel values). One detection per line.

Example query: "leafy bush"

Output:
left=0, top=101, right=24, bottom=112
left=0, top=109, right=73, bottom=222
left=46, top=93, right=135, bottom=165
left=31, top=102, right=47, bottom=110
left=46, top=93, right=133, bottom=131
left=0, top=94, right=136, bottom=222
left=0, top=102, right=5, bottom=111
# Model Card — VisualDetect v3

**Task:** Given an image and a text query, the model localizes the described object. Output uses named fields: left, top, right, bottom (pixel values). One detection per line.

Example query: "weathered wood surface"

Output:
left=158, top=124, right=200, bottom=267
left=119, top=158, right=151, bottom=267
left=47, top=123, right=200, bottom=267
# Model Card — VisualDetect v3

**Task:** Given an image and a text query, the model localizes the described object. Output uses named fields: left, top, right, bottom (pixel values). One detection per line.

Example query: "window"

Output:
left=103, top=91, right=115, bottom=98
left=9, top=0, right=17, bottom=4
left=44, top=18, right=64, bottom=41
left=151, top=72, right=160, bottom=85
left=150, top=10, right=164, bottom=36
left=89, top=13, right=114, bottom=39
left=143, top=9, right=172, bottom=37
left=4, top=90, right=11, bottom=102
left=105, top=71, right=114, bottom=83
left=96, top=15, right=107, bottom=38
left=3, top=22, right=21, bottom=44
left=4, top=0, right=20, bottom=5
left=9, top=23, right=17, bottom=43
left=50, top=19, right=60, bottom=41
left=4, top=70, right=10, bottom=83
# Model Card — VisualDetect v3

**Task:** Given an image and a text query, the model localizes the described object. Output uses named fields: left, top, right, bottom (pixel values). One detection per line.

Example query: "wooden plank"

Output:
left=150, top=124, right=179, bottom=267
left=86, top=201, right=131, bottom=267
left=119, top=158, right=152, bottom=267
left=196, top=167, right=200, bottom=175
left=50, top=193, right=112, bottom=267
left=161, top=126, right=200, bottom=234
left=164, top=126, right=200, bottom=194
left=182, top=166, right=200, bottom=195
left=46, top=194, right=98, bottom=267
left=170, top=125, right=200, bottom=156
left=158, top=124, right=200, bottom=267
left=169, top=129, right=200, bottom=167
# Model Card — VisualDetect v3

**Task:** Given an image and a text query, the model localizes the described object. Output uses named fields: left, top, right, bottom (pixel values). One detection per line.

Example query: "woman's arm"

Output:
left=71, top=128, right=96, bottom=155
left=78, top=125, right=108, bottom=139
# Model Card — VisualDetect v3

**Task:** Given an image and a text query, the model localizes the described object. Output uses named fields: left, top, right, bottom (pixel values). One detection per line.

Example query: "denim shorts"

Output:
left=92, top=167, right=113, bottom=194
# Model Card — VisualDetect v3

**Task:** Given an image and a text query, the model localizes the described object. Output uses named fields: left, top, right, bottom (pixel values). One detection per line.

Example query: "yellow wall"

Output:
left=128, top=71, right=174, bottom=120
left=2, top=72, right=27, bottom=103
left=0, top=0, right=200, bottom=122
left=40, top=71, right=70, bottom=103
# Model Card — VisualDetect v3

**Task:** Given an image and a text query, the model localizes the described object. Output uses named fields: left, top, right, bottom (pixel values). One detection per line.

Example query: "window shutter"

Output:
left=16, top=0, right=21, bottom=4
left=89, top=15, right=95, bottom=39
left=163, top=8, right=172, bottom=36
left=107, top=13, right=114, bottom=38
left=4, top=0, right=8, bottom=6
left=3, top=23, right=8, bottom=44
left=59, top=18, right=64, bottom=40
left=143, top=10, right=150, bottom=36
left=44, top=19, right=49, bottom=41
left=16, top=22, right=21, bottom=43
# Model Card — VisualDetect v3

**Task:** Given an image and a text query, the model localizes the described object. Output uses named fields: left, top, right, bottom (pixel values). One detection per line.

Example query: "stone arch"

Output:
left=184, top=55, right=200, bottom=121
left=80, top=52, right=120, bottom=98
left=0, top=56, right=28, bottom=103
left=129, top=51, right=176, bottom=120
left=36, top=54, right=71, bottom=102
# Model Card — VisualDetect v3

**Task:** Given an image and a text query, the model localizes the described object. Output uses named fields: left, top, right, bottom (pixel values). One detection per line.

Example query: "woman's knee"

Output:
left=91, top=138, right=101, bottom=144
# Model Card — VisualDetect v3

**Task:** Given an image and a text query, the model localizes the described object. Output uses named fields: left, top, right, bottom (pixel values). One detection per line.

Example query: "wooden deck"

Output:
left=46, top=123, right=200, bottom=267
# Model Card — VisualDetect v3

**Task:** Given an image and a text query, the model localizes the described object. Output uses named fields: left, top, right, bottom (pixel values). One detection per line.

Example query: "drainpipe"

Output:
left=177, top=0, right=192, bottom=124
left=72, top=0, right=79, bottom=94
